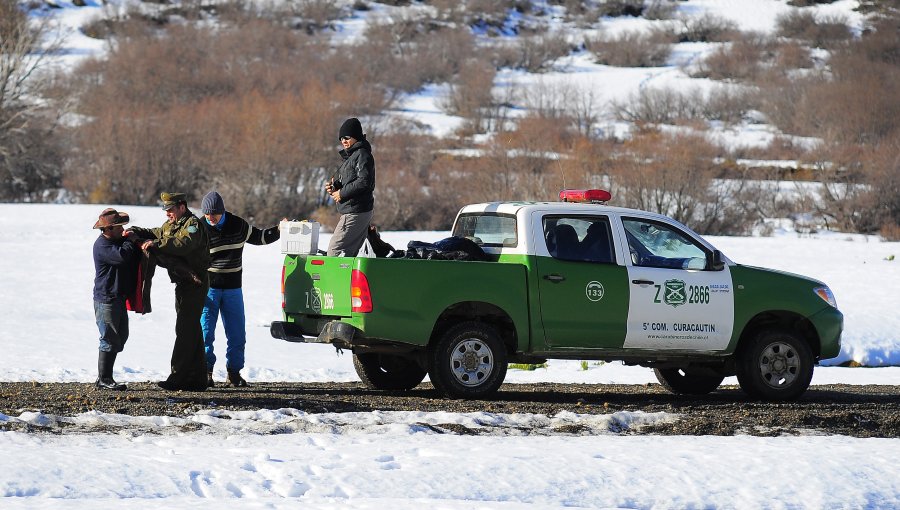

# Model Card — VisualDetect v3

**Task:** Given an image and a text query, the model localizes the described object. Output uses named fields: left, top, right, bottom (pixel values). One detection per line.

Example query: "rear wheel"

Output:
left=428, top=321, right=507, bottom=399
left=654, top=368, right=724, bottom=395
left=352, top=353, right=427, bottom=390
left=736, top=330, right=814, bottom=402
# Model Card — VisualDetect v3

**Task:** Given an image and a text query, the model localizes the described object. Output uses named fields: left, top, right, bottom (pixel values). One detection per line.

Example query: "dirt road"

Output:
left=1, top=382, right=897, bottom=436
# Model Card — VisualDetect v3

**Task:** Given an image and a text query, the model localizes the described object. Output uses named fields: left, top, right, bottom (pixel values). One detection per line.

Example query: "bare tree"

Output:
left=441, top=58, right=497, bottom=134
left=0, top=0, right=65, bottom=201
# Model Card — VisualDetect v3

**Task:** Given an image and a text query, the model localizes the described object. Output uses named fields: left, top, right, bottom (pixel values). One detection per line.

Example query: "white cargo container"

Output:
left=279, top=220, right=320, bottom=255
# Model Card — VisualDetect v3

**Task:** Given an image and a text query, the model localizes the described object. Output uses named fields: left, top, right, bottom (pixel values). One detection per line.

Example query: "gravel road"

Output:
left=1, top=382, right=897, bottom=437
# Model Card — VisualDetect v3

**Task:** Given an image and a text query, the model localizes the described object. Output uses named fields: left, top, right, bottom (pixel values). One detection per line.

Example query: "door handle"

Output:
left=544, top=274, right=565, bottom=283
left=631, top=279, right=654, bottom=285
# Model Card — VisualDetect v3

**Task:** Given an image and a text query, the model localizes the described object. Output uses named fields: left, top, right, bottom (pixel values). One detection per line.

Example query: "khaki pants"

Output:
left=327, top=210, right=373, bottom=257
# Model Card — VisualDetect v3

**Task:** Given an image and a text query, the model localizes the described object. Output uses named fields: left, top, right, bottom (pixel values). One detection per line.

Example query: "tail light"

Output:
left=281, top=265, right=286, bottom=309
left=351, top=269, right=373, bottom=313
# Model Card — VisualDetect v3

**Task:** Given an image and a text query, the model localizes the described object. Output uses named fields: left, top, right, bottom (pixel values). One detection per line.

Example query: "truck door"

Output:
left=620, top=217, right=734, bottom=351
left=534, top=214, right=629, bottom=349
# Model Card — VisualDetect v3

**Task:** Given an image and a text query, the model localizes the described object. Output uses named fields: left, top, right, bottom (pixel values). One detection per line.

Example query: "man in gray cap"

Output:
left=129, top=192, right=211, bottom=391
left=324, top=117, right=375, bottom=257
left=199, top=190, right=281, bottom=387
left=92, top=208, right=139, bottom=390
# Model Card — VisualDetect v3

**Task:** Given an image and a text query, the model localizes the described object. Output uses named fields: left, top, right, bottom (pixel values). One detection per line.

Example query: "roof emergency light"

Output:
left=559, top=189, right=611, bottom=204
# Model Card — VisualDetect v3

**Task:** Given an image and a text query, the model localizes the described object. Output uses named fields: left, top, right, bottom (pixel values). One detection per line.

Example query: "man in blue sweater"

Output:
left=92, top=208, right=139, bottom=390
left=200, top=191, right=281, bottom=387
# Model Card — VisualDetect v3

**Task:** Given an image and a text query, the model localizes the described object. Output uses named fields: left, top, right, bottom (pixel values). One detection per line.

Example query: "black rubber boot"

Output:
left=226, top=370, right=248, bottom=387
left=96, top=351, right=126, bottom=391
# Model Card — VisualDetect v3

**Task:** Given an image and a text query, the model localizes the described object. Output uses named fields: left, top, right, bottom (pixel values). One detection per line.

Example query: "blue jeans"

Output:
left=95, top=298, right=129, bottom=353
left=201, top=287, right=246, bottom=372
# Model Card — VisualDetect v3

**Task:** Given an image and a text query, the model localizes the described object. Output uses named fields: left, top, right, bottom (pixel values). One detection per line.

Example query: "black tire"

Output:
left=352, top=353, right=427, bottom=391
left=736, top=330, right=814, bottom=402
left=428, top=321, right=508, bottom=399
left=653, top=368, right=724, bottom=395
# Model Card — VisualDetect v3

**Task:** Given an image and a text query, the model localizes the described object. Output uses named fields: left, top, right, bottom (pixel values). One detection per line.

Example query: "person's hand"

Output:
left=330, top=190, right=341, bottom=203
left=140, top=240, right=153, bottom=251
left=325, top=178, right=334, bottom=193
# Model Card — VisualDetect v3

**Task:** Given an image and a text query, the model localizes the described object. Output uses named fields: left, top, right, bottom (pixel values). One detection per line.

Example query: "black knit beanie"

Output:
left=338, top=117, right=364, bottom=141
left=201, top=191, right=225, bottom=215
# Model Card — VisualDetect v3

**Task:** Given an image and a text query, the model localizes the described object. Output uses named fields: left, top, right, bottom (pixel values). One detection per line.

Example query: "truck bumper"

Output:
left=808, top=306, right=844, bottom=360
left=270, top=320, right=361, bottom=347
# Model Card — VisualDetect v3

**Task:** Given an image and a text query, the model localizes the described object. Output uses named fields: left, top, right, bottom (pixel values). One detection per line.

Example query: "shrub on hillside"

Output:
left=513, top=32, right=574, bottom=72
left=586, top=29, right=673, bottom=67
left=852, top=14, right=900, bottom=66
left=614, top=86, right=752, bottom=126
left=433, top=0, right=519, bottom=35
left=441, top=59, right=498, bottom=134
left=675, top=13, right=739, bottom=43
left=787, top=0, right=839, bottom=6
left=773, top=40, right=815, bottom=70
left=643, top=1, right=678, bottom=20
left=354, top=20, right=477, bottom=93
left=775, top=11, right=852, bottom=48
left=690, top=33, right=772, bottom=81
left=285, top=0, right=345, bottom=33
left=596, top=0, right=645, bottom=17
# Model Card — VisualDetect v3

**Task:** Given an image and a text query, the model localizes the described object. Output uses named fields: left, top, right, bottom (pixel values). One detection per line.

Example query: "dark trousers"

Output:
left=164, top=281, right=209, bottom=388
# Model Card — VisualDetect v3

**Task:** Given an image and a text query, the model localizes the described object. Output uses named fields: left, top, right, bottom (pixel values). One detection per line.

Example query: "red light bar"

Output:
left=310, top=259, right=325, bottom=265
left=559, top=189, right=612, bottom=204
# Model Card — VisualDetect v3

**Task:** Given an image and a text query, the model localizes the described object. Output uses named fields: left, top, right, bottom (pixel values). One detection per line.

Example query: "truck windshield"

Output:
left=452, top=214, right=517, bottom=247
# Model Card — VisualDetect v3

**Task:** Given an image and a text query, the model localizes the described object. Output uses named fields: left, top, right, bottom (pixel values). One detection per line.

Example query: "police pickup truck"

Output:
left=271, top=189, right=843, bottom=401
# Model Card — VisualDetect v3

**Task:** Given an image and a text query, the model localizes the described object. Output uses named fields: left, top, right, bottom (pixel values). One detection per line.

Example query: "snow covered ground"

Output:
left=1, top=203, right=899, bottom=508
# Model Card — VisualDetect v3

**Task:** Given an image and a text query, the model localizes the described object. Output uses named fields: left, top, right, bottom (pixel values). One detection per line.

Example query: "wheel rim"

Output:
left=758, top=341, right=801, bottom=389
left=449, top=338, right=494, bottom=387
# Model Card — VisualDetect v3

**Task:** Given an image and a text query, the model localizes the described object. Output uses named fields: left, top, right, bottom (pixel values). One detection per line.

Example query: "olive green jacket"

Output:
left=130, top=211, right=211, bottom=279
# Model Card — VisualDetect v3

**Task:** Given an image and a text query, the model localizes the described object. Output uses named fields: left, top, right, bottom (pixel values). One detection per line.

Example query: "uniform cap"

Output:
left=160, top=192, right=187, bottom=210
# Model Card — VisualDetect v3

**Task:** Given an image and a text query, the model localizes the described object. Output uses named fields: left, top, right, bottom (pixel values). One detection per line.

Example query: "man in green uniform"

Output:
left=129, top=192, right=211, bottom=391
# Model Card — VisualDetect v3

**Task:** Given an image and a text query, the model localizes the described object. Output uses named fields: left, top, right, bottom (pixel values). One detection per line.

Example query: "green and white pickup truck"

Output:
left=271, top=189, right=842, bottom=401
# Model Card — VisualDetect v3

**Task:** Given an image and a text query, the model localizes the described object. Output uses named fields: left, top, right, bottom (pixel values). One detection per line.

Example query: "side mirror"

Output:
left=708, top=250, right=725, bottom=271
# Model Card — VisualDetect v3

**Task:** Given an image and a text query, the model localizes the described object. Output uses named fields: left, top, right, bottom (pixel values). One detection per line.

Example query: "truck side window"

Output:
left=580, top=221, right=614, bottom=263
left=543, top=216, right=614, bottom=263
left=622, top=218, right=708, bottom=270
left=453, top=214, right=517, bottom=247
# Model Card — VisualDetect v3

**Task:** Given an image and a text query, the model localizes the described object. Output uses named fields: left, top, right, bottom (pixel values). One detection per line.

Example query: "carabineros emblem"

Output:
left=664, top=279, right=687, bottom=307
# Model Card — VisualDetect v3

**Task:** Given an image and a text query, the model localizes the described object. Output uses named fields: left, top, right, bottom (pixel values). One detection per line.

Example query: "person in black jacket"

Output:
left=325, top=117, right=375, bottom=257
left=199, top=191, right=281, bottom=387
left=92, top=208, right=139, bottom=390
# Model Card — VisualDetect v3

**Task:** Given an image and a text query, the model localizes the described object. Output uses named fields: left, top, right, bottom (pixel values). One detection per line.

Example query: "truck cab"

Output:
left=271, top=190, right=842, bottom=401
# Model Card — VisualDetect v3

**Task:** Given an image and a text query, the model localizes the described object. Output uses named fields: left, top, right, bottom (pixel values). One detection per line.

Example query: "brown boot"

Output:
left=226, top=370, right=248, bottom=387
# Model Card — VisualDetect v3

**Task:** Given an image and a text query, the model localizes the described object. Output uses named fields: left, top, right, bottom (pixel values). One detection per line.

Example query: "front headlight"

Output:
left=814, top=286, right=838, bottom=309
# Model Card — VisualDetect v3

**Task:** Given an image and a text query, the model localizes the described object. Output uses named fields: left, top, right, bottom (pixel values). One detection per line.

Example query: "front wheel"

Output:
left=428, top=321, right=507, bottom=399
left=736, top=330, right=814, bottom=402
left=353, top=353, right=427, bottom=390
left=654, top=368, right=724, bottom=395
